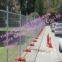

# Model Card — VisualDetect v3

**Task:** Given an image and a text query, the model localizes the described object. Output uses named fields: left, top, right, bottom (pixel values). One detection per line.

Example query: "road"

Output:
left=21, top=26, right=62, bottom=62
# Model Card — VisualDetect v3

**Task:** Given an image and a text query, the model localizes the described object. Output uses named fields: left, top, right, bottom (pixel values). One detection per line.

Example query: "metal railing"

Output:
left=0, top=9, right=45, bottom=62
left=0, top=9, right=21, bottom=62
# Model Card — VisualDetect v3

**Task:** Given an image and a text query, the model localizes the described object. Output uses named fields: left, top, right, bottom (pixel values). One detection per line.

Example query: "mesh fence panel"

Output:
left=0, top=10, right=45, bottom=62
left=0, top=10, right=21, bottom=62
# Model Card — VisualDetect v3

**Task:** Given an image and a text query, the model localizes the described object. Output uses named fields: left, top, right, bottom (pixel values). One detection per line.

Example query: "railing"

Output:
left=0, top=9, right=45, bottom=62
left=0, top=10, right=21, bottom=62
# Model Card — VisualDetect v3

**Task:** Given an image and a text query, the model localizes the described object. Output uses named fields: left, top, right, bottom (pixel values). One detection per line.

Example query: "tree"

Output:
left=0, top=0, right=7, bottom=10
left=57, top=0, right=62, bottom=13
left=35, top=0, right=44, bottom=15
left=19, top=0, right=27, bottom=15
left=27, top=0, right=36, bottom=14
left=20, top=0, right=36, bottom=15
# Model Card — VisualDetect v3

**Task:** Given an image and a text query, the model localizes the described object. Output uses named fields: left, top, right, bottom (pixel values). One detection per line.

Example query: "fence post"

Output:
left=6, top=6, right=9, bottom=62
left=18, top=11, right=21, bottom=56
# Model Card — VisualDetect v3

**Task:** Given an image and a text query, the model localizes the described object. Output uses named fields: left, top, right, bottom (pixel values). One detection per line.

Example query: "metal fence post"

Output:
left=6, top=6, right=9, bottom=62
left=18, top=11, right=21, bottom=56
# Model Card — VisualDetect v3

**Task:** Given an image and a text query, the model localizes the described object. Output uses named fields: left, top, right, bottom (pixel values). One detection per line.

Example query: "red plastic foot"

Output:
left=24, top=48, right=31, bottom=52
left=16, top=57, right=25, bottom=62
left=33, top=39, right=37, bottom=42
left=29, top=43, right=34, bottom=46
left=35, top=37, right=38, bottom=39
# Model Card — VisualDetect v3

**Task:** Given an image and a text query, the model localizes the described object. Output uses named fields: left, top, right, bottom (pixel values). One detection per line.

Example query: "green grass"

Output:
left=0, top=28, right=39, bottom=62
left=0, top=46, right=18, bottom=62
left=0, top=35, right=35, bottom=62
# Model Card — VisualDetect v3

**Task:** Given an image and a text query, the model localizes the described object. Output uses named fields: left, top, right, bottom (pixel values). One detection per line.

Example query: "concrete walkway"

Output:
left=22, top=26, right=62, bottom=62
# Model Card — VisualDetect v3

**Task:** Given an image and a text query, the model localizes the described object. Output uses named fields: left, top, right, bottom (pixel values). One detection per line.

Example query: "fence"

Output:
left=0, top=9, right=45, bottom=62
left=0, top=9, right=21, bottom=62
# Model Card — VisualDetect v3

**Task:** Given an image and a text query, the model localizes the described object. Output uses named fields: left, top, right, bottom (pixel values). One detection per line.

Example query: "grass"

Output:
left=0, top=46, right=18, bottom=62
left=0, top=35, right=34, bottom=62
left=0, top=28, right=39, bottom=62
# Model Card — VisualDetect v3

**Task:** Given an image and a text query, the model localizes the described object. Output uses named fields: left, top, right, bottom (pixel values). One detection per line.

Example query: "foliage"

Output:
left=0, top=0, right=7, bottom=10
left=20, top=0, right=36, bottom=15
left=35, top=0, right=44, bottom=15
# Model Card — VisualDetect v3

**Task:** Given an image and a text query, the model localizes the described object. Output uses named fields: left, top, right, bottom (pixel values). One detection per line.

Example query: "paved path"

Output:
left=22, top=26, right=62, bottom=62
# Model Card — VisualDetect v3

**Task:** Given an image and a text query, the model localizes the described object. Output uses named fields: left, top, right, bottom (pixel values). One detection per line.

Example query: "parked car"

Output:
left=54, top=19, right=62, bottom=53
left=50, top=22, right=56, bottom=32
left=54, top=22, right=62, bottom=37
left=57, top=37, right=62, bottom=53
